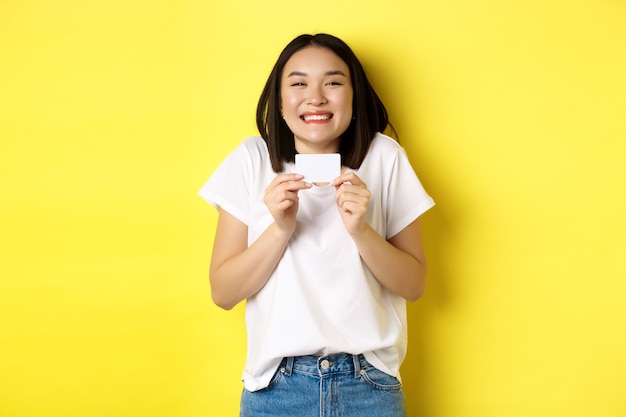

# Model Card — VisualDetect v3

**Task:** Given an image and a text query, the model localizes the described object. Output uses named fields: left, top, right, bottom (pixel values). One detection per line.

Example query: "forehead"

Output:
left=282, top=46, right=350, bottom=77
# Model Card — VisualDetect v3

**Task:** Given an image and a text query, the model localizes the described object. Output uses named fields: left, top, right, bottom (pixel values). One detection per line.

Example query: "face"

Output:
left=280, top=46, right=353, bottom=154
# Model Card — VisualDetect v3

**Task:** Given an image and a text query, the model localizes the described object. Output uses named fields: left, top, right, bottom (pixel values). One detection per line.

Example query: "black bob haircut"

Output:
left=256, top=33, right=392, bottom=173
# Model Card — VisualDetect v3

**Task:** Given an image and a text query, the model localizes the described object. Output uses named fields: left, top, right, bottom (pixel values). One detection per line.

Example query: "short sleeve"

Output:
left=198, top=139, right=256, bottom=226
left=385, top=146, right=435, bottom=239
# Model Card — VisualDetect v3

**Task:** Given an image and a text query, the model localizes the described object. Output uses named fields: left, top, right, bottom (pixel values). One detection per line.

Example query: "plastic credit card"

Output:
left=295, top=153, right=341, bottom=183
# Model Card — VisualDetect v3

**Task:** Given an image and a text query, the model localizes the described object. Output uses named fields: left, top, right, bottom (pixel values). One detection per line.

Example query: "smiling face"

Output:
left=280, top=46, right=354, bottom=154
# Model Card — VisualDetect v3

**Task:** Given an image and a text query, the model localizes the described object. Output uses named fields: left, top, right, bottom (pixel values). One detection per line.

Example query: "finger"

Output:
left=337, top=183, right=367, bottom=194
left=267, top=173, right=306, bottom=190
left=270, top=183, right=311, bottom=198
left=336, top=186, right=368, bottom=203
left=267, top=190, right=298, bottom=207
left=276, top=199, right=295, bottom=210
left=338, top=200, right=366, bottom=216
left=337, top=196, right=368, bottom=213
left=330, top=172, right=365, bottom=187
left=335, top=184, right=371, bottom=204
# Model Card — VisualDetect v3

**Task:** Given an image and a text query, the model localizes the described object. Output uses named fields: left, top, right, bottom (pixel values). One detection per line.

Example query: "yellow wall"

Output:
left=1, top=1, right=625, bottom=416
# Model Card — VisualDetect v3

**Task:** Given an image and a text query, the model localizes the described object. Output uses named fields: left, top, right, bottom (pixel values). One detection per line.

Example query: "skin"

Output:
left=209, top=46, right=427, bottom=310
left=280, top=46, right=353, bottom=154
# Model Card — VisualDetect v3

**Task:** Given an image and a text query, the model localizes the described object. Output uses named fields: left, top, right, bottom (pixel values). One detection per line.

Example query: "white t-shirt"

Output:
left=199, top=133, right=435, bottom=391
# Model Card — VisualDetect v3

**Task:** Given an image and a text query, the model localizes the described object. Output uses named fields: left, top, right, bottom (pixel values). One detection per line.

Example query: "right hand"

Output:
left=263, top=173, right=312, bottom=234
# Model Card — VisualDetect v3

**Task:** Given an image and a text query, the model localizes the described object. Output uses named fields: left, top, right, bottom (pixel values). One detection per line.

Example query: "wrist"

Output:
left=347, top=222, right=372, bottom=242
left=271, top=221, right=295, bottom=241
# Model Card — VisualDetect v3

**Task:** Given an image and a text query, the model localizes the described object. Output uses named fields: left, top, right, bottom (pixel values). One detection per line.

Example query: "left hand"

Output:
left=331, top=172, right=371, bottom=236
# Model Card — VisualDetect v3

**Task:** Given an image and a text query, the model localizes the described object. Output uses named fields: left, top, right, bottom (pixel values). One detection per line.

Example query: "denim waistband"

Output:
left=280, top=353, right=368, bottom=378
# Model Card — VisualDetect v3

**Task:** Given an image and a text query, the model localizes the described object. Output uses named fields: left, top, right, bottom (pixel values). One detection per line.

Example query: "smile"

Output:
left=301, top=114, right=333, bottom=122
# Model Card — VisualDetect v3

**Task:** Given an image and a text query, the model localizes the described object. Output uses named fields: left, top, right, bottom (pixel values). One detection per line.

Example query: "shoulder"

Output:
left=365, top=133, right=405, bottom=163
left=360, top=133, right=419, bottom=182
left=238, top=136, right=269, bottom=156
left=224, top=136, right=269, bottom=166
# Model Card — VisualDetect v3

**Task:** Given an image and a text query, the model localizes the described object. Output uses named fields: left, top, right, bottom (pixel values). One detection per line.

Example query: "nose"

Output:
left=307, top=85, right=327, bottom=105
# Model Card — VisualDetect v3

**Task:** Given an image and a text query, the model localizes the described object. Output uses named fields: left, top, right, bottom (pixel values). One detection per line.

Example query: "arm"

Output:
left=349, top=219, right=427, bottom=302
left=333, top=172, right=427, bottom=301
left=209, top=209, right=291, bottom=310
left=209, top=173, right=311, bottom=310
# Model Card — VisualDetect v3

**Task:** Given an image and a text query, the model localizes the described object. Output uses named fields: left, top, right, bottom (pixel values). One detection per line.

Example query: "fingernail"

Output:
left=294, top=174, right=304, bottom=180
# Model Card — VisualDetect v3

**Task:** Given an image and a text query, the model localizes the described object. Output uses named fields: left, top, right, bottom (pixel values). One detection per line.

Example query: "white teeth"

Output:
left=303, top=114, right=331, bottom=121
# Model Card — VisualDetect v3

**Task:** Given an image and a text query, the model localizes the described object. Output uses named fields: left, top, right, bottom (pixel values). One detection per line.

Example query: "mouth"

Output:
left=301, top=113, right=333, bottom=122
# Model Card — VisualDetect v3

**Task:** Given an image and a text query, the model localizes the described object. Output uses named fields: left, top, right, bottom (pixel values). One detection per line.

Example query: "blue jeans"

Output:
left=240, top=353, right=407, bottom=417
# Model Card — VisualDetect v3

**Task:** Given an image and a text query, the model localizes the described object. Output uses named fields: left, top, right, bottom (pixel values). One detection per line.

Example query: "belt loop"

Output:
left=352, top=354, right=362, bottom=378
left=284, top=357, right=294, bottom=376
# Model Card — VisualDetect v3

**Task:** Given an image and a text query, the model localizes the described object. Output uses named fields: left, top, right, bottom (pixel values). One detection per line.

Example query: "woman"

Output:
left=199, top=33, right=434, bottom=417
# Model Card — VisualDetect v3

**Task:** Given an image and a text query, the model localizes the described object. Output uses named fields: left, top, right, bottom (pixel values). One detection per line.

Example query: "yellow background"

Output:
left=1, top=1, right=625, bottom=416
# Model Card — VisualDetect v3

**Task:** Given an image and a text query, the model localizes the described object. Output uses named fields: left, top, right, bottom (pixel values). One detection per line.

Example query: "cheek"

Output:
left=280, top=93, right=298, bottom=113
left=338, top=90, right=354, bottom=114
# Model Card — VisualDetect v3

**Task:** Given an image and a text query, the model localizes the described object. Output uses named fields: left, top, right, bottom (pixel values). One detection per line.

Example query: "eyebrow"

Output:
left=287, top=70, right=347, bottom=77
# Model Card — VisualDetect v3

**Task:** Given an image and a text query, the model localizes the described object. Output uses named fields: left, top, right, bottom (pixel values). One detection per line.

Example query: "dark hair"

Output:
left=256, top=33, right=392, bottom=173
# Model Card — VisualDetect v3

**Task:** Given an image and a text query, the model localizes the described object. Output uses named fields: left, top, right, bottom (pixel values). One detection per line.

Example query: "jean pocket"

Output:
left=359, top=364, right=402, bottom=391
left=254, top=362, right=286, bottom=393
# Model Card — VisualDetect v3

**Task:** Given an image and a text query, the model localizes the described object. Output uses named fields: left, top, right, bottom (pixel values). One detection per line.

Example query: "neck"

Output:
left=294, top=140, right=340, bottom=155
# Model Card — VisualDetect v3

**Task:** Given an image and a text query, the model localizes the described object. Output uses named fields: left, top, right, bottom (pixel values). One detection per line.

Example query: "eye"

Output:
left=326, top=81, right=343, bottom=86
left=290, top=82, right=306, bottom=87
